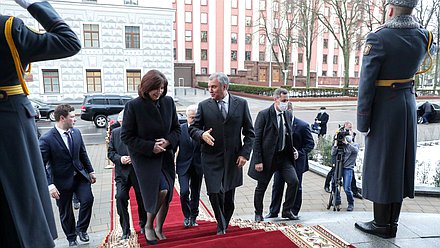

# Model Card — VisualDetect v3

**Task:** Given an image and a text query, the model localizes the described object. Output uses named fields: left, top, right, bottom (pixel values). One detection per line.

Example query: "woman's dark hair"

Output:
left=138, top=69, right=168, bottom=99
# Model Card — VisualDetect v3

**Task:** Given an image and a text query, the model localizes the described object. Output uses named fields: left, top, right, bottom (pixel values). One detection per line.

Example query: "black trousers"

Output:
left=269, top=163, right=303, bottom=215
left=178, top=165, right=203, bottom=219
left=324, top=167, right=359, bottom=194
left=56, top=175, right=94, bottom=242
left=254, top=152, right=299, bottom=215
left=208, top=188, right=235, bottom=232
left=115, top=168, right=147, bottom=235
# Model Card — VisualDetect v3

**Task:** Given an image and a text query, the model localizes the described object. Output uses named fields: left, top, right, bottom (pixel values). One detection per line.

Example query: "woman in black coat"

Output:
left=121, top=70, right=181, bottom=245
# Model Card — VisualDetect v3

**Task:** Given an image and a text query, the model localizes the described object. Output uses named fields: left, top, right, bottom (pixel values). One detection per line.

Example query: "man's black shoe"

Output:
left=77, top=231, right=89, bottom=242
left=140, top=226, right=145, bottom=234
left=190, top=218, right=198, bottom=226
left=255, top=214, right=264, bottom=222
left=354, top=192, right=363, bottom=199
left=121, top=233, right=130, bottom=240
left=264, top=212, right=278, bottom=218
left=282, top=211, right=300, bottom=220
left=183, top=217, right=191, bottom=228
left=355, top=221, right=394, bottom=239
left=324, top=186, right=331, bottom=193
left=68, top=240, right=78, bottom=247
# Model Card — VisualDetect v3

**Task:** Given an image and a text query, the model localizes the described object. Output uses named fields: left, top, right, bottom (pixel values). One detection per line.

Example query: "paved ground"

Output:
left=52, top=88, right=440, bottom=247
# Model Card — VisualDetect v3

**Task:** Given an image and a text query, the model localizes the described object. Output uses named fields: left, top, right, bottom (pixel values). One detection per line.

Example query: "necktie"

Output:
left=65, top=131, right=74, bottom=156
left=278, top=113, right=285, bottom=152
left=219, top=100, right=227, bottom=120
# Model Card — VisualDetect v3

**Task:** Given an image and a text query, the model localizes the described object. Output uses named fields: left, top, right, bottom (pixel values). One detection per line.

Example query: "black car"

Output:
left=80, top=94, right=133, bottom=128
left=417, top=102, right=440, bottom=124
left=29, top=99, right=57, bottom=121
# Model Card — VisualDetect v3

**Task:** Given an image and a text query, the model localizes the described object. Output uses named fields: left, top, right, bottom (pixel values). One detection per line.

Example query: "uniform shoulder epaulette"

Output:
left=373, top=25, right=385, bottom=33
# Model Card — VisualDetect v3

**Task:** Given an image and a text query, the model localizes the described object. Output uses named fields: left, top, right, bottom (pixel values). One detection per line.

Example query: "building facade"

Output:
left=2, top=0, right=174, bottom=101
left=172, top=0, right=378, bottom=88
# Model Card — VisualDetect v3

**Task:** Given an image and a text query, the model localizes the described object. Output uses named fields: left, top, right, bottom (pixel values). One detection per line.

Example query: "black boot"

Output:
left=390, top=202, right=402, bottom=237
left=355, top=203, right=393, bottom=238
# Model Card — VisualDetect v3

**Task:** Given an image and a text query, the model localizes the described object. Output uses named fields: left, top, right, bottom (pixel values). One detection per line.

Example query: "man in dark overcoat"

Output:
left=315, top=107, right=329, bottom=138
left=355, top=0, right=436, bottom=239
left=248, top=88, right=299, bottom=222
left=176, top=105, right=203, bottom=227
left=40, top=105, right=96, bottom=246
left=266, top=102, right=314, bottom=220
left=0, top=1, right=80, bottom=247
left=189, top=72, right=255, bottom=235
left=108, top=110, right=147, bottom=240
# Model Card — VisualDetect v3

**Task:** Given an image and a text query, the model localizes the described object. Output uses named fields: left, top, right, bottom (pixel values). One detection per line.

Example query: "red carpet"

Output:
left=128, top=188, right=299, bottom=248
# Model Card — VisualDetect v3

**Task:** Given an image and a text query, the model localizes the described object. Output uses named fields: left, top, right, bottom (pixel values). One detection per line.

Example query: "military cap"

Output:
left=387, top=0, right=418, bottom=8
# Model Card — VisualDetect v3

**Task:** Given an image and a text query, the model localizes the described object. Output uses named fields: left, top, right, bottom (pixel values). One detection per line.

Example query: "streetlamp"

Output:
left=283, top=69, right=289, bottom=86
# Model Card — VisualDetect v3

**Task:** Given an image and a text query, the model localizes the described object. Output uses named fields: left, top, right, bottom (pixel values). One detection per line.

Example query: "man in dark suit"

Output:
left=189, top=72, right=255, bottom=235
left=0, top=1, right=80, bottom=247
left=108, top=110, right=147, bottom=240
left=315, top=107, right=329, bottom=138
left=40, top=104, right=96, bottom=247
left=266, top=102, right=314, bottom=220
left=248, top=88, right=299, bottom=222
left=355, top=0, right=435, bottom=238
left=176, top=105, right=203, bottom=227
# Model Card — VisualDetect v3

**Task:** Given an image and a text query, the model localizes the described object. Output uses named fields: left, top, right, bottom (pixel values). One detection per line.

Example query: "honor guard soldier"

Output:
left=0, top=0, right=81, bottom=247
left=355, top=0, right=435, bottom=239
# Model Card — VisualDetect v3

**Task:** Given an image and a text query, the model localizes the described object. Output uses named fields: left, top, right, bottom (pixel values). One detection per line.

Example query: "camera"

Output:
left=334, top=125, right=350, bottom=146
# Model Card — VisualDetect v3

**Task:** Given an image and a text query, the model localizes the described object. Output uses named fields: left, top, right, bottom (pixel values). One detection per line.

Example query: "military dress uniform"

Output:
left=0, top=2, right=81, bottom=247
left=355, top=0, right=435, bottom=239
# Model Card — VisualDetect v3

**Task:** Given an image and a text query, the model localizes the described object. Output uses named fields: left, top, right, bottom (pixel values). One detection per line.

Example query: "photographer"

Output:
left=331, top=124, right=359, bottom=211
left=324, top=122, right=362, bottom=199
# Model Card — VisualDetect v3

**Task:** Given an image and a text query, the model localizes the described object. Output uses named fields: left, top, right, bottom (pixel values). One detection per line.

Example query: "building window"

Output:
left=333, top=55, right=338, bottom=64
left=323, top=39, right=328, bottom=49
left=185, top=0, right=191, bottom=4
left=354, top=71, right=359, bottom=77
left=298, top=53, right=303, bottom=63
left=173, top=29, right=176, bottom=41
left=334, top=41, right=339, bottom=49
left=297, top=70, right=303, bottom=75
left=333, top=71, right=337, bottom=77
left=185, top=49, right=192, bottom=60
left=259, top=34, right=265, bottom=44
left=124, top=0, right=138, bottom=5
left=201, top=13, right=208, bottom=24
left=231, top=0, right=237, bottom=8
left=173, top=48, right=176, bottom=60
left=245, top=34, right=252, bottom=44
left=201, top=67, right=208, bottom=74
left=125, top=26, right=140, bottom=49
left=245, top=16, right=252, bottom=27
left=231, top=68, right=237, bottom=75
left=83, top=24, right=99, bottom=48
left=201, top=0, right=207, bottom=5
left=126, top=70, right=141, bottom=92
left=86, top=69, right=102, bottom=93
left=322, top=70, right=327, bottom=76
left=355, top=56, right=359, bottom=65
left=185, top=30, right=192, bottom=41
left=201, top=31, right=208, bottom=42
left=42, top=69, right=60, bottom=93
left=246, top=0, right=252, bottom=9
left=259, top=0, right=265, bottom=10
left=231, top=33, right=237, bottom=44
left=185, top=12, right=192, bottom=23
left=259, top=52, right=265, bottom=61
left=201, top=49, right=208, bottom=60
left=323, top=54, right=327, bottom=64
left=231, top=50, right=237, bottom=61
left=231, top=15, right=238, bottom=26
left=245, top=51, right=251, bottom=61
left=273, top=1, right=279, bottom=11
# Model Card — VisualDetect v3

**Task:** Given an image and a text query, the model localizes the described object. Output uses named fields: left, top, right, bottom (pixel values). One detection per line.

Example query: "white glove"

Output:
left=14, top=0, right=40, bottom=9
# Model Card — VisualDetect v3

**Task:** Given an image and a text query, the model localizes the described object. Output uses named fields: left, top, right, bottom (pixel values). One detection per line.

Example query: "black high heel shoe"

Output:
left=145, top=229, right=158, bottom=245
